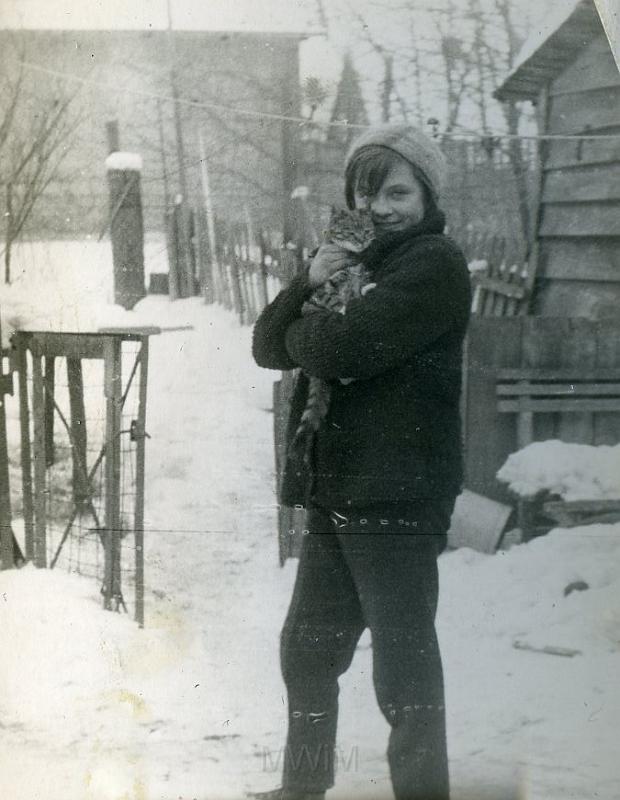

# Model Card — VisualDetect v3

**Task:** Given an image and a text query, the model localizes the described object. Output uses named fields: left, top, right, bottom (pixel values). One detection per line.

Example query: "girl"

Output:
left=251, top=124, right=471, bottom=800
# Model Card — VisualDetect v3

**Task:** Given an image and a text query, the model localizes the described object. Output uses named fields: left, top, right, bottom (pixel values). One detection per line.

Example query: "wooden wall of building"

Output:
left=463, top=316, right=620, bottom=503
left=533, top=32, right=620, bottom=318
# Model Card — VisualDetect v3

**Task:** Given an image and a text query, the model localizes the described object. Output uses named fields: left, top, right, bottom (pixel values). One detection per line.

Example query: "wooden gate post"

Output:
left=15, top=335, right=34, bottom=561
left=103, top=337, right=123, bottom=610
left=105, top=152, right=146, bottom=310
left=31, top=346, right=47, bottom=568
left=0, top=349, right=13, bottom=570
left=133, top=337, right=149, bottom=628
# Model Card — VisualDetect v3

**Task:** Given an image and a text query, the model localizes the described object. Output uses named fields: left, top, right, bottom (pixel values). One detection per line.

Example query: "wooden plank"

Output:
left=67, top=358, right=88, bottom=507
left=32, top=354, right=47, bottom=568
left=539, top=239, right=619, bottom=282
left=0, top=384, right=13, bottom=569
left=522, top=316, right=566, bottom=442
left=30, top=332, right=105, bottom=360
left=498, top=398, right=620, bottom=413
left=546, top=128, right=620, bottom=169
left=497, top=383, right=620, bottom=396
left=559, top=318, right=598, bottom=443
left=540, top=203, right=620, bottom=237
left=594, top=318, right=620, bottom=444
left=44, top=356, right=55, bottom=468
left=534, top=278, right=620, bottom=317
left=545, top=499, right=620, bottom=514
left=463, top=317, right=522, bottom=503
left=542, top=164, right=620, bottom=203
left=134, top=338, right=148, bottom=627
left=16, top=338, right=34, bottom=561
left=103, top=338, right=122, bottom=610
left=498, top=367, right=620, bottom=381
left=475, top=275, right=527, bottom=300
left=98, top=326, right=162, bottom=336
left=551, top=36, right=619, bottom=95
left=548, top=86, right=620, bottom=134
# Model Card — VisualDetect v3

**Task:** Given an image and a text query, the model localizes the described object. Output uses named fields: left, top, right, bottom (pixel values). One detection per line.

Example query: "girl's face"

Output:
left=354, top=160, right=426, bottom=236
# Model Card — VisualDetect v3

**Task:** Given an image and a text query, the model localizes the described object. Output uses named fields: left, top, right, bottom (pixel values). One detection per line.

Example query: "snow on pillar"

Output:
left=105, top=152, right=146, bottom=311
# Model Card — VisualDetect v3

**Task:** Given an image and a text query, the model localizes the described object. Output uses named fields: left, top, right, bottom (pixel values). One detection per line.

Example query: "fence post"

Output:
left=103, top=337, right=123, bottom=610
left=15, top=335, right=34, bottom=561
left=105, top=152, right=146, bottom=310
left=31, top=347, right=47, bottom=568
left=198, top=132, right=219, bottom=304
left=165, top=204, right=180, bottom=301
left=195, top=209, right=215, bottom=303
left=0, top=343, right=13, bottom=570
left=67, top=358, right=88, bottom=508
left=257, top=232, right=269, bottom=311
left=228, top=231, right=245, bottom=323
left=134, top=337, right=149, bottom=628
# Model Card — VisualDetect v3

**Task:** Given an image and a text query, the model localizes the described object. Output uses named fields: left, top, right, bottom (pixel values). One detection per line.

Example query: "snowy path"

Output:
left=1, top=296, right=619, bottom=800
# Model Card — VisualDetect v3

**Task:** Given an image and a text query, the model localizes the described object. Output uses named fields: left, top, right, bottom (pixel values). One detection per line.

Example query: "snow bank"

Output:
left=497, top=440, right=620, bottom=500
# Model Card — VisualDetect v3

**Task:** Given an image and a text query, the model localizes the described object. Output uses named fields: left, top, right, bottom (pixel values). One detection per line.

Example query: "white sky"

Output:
left=0, top=0, right=321, bottom=33
left=1, top=0, right=612, bottom=130
left=0, top=0, right=551, bottom=36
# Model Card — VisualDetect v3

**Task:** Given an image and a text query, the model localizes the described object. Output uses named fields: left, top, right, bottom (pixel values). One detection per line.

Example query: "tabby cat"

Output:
left=289, top=207, right=376, bottom=464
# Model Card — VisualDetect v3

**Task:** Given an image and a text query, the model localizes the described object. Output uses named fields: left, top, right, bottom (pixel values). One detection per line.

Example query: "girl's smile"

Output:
left=354, top=160, right=427, bottom=236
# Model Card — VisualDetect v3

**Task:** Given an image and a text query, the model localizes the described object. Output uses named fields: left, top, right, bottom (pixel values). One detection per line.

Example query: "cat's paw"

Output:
left=361, top=282, right=377, bottom=296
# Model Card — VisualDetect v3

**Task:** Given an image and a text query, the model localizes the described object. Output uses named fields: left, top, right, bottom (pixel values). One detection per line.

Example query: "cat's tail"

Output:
left=287, top=376, right=331, bottom=464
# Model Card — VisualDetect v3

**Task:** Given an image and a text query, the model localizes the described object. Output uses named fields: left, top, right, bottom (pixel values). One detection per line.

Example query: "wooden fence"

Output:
left=205, top=219, right=533, bottom=324
left=463, top=316, right=620, bottom=504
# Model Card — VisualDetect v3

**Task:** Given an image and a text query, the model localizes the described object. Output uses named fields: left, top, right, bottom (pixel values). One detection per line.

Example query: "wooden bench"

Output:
left=496, top=368, right=620, bottom=538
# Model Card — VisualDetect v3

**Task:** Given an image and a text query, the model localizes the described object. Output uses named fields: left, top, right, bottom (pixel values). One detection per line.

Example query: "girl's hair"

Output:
left=344, top=144, right=436, bottom=215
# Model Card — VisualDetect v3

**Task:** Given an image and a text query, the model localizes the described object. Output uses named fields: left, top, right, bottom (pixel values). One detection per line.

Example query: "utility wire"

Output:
left=14, top=58, right=620, bottom=142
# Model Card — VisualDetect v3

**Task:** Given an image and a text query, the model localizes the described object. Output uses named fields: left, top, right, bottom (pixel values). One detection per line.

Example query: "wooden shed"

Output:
left=495, top=0, right=620, bottom=318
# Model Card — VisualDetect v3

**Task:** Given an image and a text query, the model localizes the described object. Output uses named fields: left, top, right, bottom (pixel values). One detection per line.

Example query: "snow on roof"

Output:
left=0, top=0, right=321, bottom=36
left=105, top=152, right=143, bottom=172
left=495, top=0, right=605, bottom=102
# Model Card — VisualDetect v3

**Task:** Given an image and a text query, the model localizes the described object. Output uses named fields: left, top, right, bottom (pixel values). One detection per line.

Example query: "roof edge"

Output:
left=494, top=0, right=603, bottom=103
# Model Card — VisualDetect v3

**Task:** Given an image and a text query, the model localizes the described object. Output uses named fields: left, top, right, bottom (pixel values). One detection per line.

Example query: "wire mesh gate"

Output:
left=12, top=330, right=152, bottom=626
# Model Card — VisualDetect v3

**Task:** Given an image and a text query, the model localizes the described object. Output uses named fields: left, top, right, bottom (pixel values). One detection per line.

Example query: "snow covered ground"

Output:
left=1, top=242, right=620, bottom=800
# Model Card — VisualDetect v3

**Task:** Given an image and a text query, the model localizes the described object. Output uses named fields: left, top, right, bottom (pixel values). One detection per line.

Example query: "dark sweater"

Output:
left=252, top=208, right=472, bottom=509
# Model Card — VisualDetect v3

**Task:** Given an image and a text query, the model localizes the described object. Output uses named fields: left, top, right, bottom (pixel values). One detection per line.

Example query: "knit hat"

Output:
left=345, top=124, right=448, bottom=201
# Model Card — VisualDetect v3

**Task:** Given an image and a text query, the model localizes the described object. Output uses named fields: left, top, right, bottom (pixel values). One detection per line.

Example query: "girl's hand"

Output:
left=308, top=244, right=358, bottom=288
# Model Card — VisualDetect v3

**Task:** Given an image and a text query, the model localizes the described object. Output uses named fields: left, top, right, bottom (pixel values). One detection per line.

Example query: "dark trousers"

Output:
left=280, top=500, right=453, bottom=800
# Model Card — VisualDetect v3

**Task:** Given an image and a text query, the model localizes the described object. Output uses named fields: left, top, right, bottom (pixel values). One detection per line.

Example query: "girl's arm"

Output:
left=283, top=237, right=471, bottom=381
left=251, top=245, right=358, bottom=371
left=251, top=273, right=313, bottom=371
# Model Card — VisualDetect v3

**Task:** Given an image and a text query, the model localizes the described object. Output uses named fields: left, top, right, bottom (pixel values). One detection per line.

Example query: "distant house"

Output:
left=0, top=26, right=315, bottom=239
left=495, top=0, right=620, bottom=319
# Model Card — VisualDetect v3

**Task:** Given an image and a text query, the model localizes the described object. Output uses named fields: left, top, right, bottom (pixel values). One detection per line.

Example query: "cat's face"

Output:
left=325, top=208, right=375, bottom=254
left=354, top=160, right=426, bottom=237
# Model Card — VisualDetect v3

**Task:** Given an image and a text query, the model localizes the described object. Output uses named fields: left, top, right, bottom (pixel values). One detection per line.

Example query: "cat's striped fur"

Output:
left=289, top=208, right=376, bottom=464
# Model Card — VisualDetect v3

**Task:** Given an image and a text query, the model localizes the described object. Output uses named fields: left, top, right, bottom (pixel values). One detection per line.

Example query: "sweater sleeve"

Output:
left=251, top=272, right=314, bottom=370
left=283, top=239, right=471, bottom=380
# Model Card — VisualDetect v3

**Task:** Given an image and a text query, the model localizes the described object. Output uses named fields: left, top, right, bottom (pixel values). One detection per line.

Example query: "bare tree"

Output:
left=0, top=51, right=81, bottom=283
left=334, top=0, right=535, bottom=243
